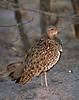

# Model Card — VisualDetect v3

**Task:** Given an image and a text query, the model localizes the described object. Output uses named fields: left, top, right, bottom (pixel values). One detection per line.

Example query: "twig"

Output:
left=0, top=1, right=79, bottom=19
left=0, top=18, right=33, bottom=27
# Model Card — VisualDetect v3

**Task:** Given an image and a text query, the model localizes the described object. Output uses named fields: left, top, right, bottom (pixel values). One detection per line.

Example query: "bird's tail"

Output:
left=6, top=61, right=25, bottom=82
left=6, top=61, right=43, bottom=85
left=19, top=67, right=36, bottom=85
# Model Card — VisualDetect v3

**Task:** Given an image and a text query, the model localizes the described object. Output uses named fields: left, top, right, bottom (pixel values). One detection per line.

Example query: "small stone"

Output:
left=68, top=70, right=73, bottom=73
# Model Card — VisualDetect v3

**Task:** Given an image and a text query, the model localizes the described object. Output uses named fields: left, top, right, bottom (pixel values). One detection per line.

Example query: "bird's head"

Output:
left=46, top=27, right=60, bottom=39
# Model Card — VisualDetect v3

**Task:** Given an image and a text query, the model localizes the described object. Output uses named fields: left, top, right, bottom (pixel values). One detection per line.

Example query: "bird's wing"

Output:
left=20, top=39, right=46, bottom=85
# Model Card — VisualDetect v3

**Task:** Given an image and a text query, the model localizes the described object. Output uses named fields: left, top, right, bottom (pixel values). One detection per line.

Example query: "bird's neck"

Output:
left=48, top=35, right=63, bottom=45
left=49, top=35, right=56, bottom=40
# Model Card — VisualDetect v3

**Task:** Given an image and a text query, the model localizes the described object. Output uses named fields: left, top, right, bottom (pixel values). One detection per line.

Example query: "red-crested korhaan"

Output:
left=6, top=27, right=63, bottom=87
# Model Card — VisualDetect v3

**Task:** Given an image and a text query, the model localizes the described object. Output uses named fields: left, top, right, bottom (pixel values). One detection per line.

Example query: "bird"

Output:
left=6, top=27, right=63, bottom=87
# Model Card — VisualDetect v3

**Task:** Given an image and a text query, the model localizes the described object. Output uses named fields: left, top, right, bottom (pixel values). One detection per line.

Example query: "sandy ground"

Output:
left=0, top=0, right=79, bottom=100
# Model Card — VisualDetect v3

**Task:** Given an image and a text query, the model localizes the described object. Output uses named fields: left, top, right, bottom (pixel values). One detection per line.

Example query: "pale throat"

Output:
left=48, top=31, right=58, bottom=39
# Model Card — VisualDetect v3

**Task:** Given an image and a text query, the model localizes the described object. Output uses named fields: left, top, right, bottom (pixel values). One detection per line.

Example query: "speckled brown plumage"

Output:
left=6, top=27, right=63, bottom=86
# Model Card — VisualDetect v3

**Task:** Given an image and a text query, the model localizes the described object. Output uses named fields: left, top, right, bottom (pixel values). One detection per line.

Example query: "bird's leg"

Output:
left=44, top=71, right=48, bottom=87
left=41, top=73, right=43, bottom=86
